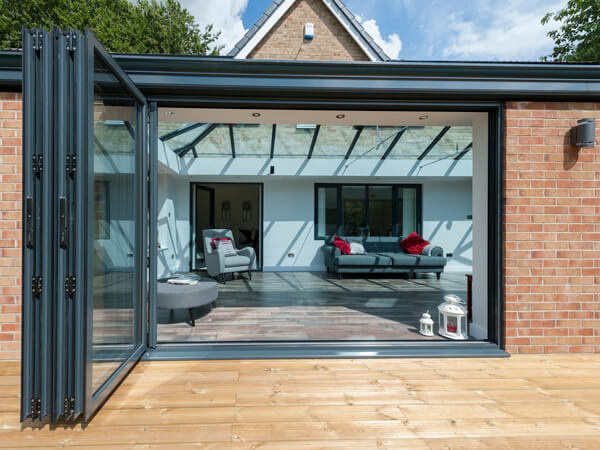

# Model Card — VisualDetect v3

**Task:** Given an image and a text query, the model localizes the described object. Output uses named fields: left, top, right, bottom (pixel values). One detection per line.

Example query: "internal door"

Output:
left=21, top=27, right=148, bottom=423
left=192, top=185, right=215, bottom=270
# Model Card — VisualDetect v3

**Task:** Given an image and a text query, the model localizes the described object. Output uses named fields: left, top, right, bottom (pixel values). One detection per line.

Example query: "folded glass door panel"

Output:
left=21, top=28, right=53, bottom=423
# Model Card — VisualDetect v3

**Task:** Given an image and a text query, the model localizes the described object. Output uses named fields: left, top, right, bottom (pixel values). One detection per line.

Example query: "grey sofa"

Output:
left=202, top=229, right=257, bottom=283
left=322, top=236, right=447, bottom=279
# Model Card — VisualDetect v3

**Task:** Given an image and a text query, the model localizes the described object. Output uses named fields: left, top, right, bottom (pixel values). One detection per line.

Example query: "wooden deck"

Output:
left=2, top=355, right=600, bottom=448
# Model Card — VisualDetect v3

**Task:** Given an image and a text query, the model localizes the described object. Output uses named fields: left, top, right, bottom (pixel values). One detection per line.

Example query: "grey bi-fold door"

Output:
left=21, top=27, right=148, bottom=423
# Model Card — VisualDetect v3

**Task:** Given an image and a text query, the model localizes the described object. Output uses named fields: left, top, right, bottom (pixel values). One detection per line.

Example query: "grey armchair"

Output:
left=202, top=229, right=256, bottom=283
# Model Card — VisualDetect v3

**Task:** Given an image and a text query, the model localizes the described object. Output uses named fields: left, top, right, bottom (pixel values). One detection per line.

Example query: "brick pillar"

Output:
left=0, top=92, right=22, bottom=361
left=504, top=101, right=600, bottom=354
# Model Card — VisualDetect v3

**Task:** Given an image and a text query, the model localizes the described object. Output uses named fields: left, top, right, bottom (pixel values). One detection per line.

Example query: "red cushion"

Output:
left=211, top=237, right=231, bottom=250
left=333, top=236, right=351, bottom=255
left=400, top=232, right=430, bottom=255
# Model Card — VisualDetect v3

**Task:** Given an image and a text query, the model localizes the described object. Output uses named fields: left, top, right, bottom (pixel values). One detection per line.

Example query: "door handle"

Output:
left=59, top=197, right=68, bottom=248
left=26, top=197, right=34, bottom=248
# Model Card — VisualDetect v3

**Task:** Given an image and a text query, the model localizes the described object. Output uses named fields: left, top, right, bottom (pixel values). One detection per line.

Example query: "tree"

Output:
left=542, top=0, right=600, bottom=62
left=0, top=0, right=222, bottom=55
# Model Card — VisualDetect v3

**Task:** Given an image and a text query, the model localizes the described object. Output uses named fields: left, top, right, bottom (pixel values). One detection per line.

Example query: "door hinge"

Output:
left=66, top=155, right=76, bottom=175
left=66, top=33, right=76, bottom=52
left=63, top=396, right=75, bottom=416
left=147, top=256, right=150, bottom=268
left=32, top=155, right=43, bottom=175
left=32, top=276, right=42, bottom=297
left=65, top=276, right=76, bottom=297
left=31, top=398, right=41, bottom=418
left=32, top=31, right=42, bottom=51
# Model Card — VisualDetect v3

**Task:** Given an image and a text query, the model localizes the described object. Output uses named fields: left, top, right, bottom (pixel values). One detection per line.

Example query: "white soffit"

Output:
left=158, top=108, right=481, bottom=126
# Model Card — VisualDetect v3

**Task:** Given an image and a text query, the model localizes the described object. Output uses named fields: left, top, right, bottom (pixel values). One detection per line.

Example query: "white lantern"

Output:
left=419, top=311, right=434, bottom=336
left=438, top=294, right=468, bottom=340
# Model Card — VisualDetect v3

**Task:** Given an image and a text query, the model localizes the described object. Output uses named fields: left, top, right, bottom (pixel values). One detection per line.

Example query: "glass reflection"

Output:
left=92, top=55, right=138, bottom=394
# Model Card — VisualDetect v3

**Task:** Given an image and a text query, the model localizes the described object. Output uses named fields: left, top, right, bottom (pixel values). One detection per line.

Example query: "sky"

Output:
left=178, top=0, right=567, bottom=61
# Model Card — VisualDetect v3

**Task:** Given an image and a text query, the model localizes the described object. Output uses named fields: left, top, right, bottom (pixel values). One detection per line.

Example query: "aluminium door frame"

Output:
left=144, top=99, right=504, bottom=359
left=82, top=29, right=149, bottom=421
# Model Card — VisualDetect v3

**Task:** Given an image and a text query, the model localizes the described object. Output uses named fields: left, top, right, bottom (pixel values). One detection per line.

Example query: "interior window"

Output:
left=315, top=184, right=420, bottom=239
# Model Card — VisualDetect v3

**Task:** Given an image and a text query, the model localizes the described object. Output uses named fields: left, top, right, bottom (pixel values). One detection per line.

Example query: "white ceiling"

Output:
left=158, top=108, right=484, bottom=126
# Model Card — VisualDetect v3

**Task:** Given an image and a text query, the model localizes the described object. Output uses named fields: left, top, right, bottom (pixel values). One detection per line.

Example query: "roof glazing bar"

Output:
left=306, top=125, right=321, bottom=159
left=270, top=124, right=276, bottom=158
left=159, top=122, right=204, bottom=141
left=454, top=142, right=473, bottom=160
left=124, top=121, right=135, bottom=139
left=228, top=124, right=236, bottom=158
left=380, top=127, right=408, bottom=160
left=174, top=123, right=218, bottom=157
left=417, top=126, right=451, bottom=160
left=344, top=126, right=363, bottom=159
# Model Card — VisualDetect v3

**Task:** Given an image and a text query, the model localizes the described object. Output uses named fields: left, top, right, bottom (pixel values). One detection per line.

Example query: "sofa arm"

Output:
left=322, top=245, right=341, bottom=269
left=422, top=244, right=444, bottom=257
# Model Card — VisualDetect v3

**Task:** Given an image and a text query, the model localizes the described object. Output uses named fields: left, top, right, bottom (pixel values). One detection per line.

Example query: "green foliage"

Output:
left=542, top=0, right=600, bottom=62
left=0, top=0, right=222, bottom=54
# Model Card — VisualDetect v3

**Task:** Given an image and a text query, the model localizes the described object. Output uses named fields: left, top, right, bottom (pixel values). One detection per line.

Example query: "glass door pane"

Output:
left=83, top=30, right=148, bottom=421
left=398, top=187, right=418, bottom=236
left=368, top=186, right=393, bottom=237
left=341, top=186, right=366, bottom=237
left=91, top=96, right=139, bottom=393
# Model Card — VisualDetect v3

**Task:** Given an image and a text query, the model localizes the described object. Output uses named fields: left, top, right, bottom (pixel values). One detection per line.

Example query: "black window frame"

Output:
left=314, top=183, right=423, bottom=240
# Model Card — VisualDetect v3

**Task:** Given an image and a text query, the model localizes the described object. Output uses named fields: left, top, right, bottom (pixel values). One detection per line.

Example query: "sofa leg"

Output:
left=221, top=274, right=226, bottom=284
left=188, top=308, right=195, bottom=327
left=337, top=272, right=342, bottom=280
left=436, top=273, right=441, bottom=280
left=211, top=301, right=216, bottom=308
left=247, top=270, right=252, bottom=281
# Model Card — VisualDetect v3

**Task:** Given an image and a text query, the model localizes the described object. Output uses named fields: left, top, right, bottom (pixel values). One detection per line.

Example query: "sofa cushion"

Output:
left=349, top=241, right=366, bottom=255
left=334, top=253, right=392, bottom=267
left=224, top=254, right=251, bottom=268
left=400, top=232, right=430, bottom=255
left=333, top=236, right=351, bottom=255
left=378, top=252, right=446, bottom=267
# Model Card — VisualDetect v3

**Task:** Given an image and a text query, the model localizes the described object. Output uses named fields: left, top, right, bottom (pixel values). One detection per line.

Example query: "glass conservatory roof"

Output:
left=157, top=122, right=473, bottom=161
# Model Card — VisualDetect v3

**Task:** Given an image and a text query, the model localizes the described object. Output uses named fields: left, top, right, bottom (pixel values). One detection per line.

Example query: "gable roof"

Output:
left=227, top=0, right=390, bottom=61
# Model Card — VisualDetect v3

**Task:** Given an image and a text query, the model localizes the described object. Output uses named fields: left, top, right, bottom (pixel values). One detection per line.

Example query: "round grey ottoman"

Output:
left=157, top=278, right=218, bottom=326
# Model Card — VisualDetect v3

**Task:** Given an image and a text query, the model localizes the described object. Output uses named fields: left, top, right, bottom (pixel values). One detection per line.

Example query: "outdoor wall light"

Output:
left=252, top=112, right=261, bottom=117
left=418, top=114, right=429, bottom=120
left=165, top=111, right=174, bottom=116
left=570, top=118, right=595, bottom=147
left=336, top=114, right=346, bottom=119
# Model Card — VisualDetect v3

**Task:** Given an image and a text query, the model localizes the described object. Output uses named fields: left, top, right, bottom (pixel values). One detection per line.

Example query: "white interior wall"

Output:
left=157, top=173, right=190, bottom=278
left=422, top=180, right=473, bottom=272
left=156, top=175, right=474, bottom=273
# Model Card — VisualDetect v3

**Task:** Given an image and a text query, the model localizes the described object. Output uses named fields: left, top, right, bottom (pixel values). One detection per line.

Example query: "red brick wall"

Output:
left=0, top=92, right=22, bottom=361
left=504, top=101, right=600, bottom=354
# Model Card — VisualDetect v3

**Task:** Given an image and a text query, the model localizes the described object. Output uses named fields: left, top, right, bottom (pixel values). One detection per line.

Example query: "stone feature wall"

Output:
left=504, top=101, right=600, bottom=354
left=247, top=0, right=370, bottom=61
left=0, top=92, right=22, bottom=361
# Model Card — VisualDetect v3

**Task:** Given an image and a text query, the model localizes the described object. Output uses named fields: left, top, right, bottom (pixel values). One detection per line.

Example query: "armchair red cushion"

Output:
left=211, top=237, right=232, bottom=250
left=400, top=232, right=430, bottom=255
left=333, top=236, right=351, bottom=255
